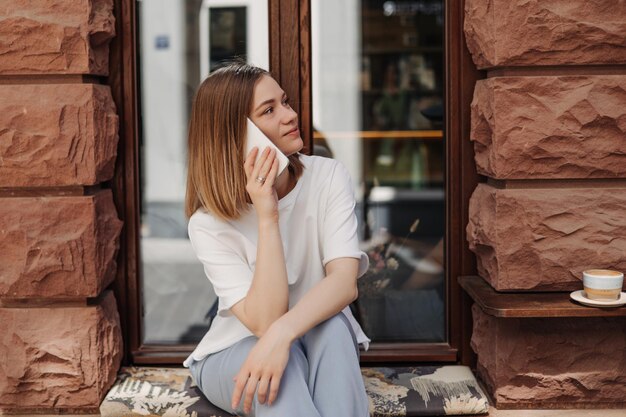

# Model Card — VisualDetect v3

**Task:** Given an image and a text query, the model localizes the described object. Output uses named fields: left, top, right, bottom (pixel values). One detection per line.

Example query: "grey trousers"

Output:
left=189, top=312, right=369, bottom=417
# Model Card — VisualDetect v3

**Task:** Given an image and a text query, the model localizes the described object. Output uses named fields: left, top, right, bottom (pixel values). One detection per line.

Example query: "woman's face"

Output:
left=249, top=75, right=303, bottom=156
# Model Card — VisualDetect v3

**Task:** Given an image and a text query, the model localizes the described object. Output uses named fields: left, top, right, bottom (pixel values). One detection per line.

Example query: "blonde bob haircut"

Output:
left=185, top=60, right=305, bottom=221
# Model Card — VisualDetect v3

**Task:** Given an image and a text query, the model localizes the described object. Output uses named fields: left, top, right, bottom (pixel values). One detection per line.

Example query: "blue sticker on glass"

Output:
left=155, top=35, right=170, bottom=49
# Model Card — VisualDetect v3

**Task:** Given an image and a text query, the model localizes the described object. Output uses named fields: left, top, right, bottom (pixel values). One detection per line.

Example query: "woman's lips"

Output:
left=286, top=128, right=300, bottom=137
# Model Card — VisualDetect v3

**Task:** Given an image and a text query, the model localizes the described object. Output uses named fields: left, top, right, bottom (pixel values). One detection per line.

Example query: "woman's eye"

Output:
left=283, top=98, right=290, bottom=106
left=263, top=107, right=273, bottom=115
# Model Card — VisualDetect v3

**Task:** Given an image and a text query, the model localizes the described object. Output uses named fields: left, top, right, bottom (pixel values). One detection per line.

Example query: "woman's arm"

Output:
left=230, top=148, right=289, bottom=337
left=232, top=159, right=366, bottom=413
left=271, top=257, right=359, bottom=341
left=231, top=257, right=359, bottom=413
left=231, top=218, right=289, bottom=337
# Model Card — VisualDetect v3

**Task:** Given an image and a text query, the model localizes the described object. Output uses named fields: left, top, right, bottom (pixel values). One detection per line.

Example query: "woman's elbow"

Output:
left=252, top=327, right=266, bottom=338
left=252, top=313, right=286, bottom=338
left=351, top=283, right=359, bottom=302
left=252, top=320, right=272, bottom=338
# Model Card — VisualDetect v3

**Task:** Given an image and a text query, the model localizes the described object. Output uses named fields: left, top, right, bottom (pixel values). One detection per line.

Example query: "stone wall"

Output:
left=470, top=76, right=626, bottom=180
left=0, top=0, right=123, bottom=414
left=464, top=0, right=626, bottom=68
left=471, top=305, right=626, bottom=407
left=464, top=0, right=626, bottom=408
left=468, top=184, right=626, bottom=291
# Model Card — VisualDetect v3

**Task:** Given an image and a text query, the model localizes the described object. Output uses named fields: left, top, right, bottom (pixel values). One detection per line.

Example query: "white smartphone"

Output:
left=245, top=117, right=290, bottom=176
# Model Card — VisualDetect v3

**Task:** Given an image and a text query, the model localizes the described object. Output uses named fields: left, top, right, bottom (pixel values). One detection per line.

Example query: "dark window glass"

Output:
left=312, top=0, right=446, bottom=343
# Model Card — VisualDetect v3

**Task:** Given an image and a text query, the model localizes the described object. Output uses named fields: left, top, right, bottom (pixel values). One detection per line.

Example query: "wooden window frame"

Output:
left=108, top=0, right=481, bottom=366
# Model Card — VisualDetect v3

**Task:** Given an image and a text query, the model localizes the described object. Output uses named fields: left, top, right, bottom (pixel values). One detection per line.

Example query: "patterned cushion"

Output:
left=100, top=365, right=489, bottom=416
left=100, top=367, right=231, bottom=417
left=363, top=366, right=489, bottom=416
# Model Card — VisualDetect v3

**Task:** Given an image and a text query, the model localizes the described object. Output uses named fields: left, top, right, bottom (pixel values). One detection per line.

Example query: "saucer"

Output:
left=570, top=290, right=626, bottom=307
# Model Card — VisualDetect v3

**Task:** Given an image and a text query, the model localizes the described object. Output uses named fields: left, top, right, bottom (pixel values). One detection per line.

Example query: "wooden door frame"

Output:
left=108, top=0, right=481, bottom=366
left=443, top=0, right=483, bottom=367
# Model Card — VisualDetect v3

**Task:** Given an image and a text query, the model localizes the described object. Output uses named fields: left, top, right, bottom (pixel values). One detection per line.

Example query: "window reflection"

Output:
left=313, top=0, right=445, bottom=343
left=138, top=0, right=444, bottom=346
left=139, top=0, right=268, bottom=345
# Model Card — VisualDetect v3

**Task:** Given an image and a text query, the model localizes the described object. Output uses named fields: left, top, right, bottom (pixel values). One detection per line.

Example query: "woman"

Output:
left=184, top=60, right=371, bottom=417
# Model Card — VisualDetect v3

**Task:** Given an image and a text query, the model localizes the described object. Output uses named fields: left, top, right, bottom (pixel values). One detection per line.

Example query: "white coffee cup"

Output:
left=582, top=269, right=624, bottom=300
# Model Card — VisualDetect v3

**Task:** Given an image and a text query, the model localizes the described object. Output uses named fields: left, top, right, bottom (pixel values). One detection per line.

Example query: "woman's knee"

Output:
left=282, top=339, right=310, bottom=381
left=302, top=313, right=359, bottom=359
left=193, top=337, right=259, bottom=412
left=310, top=313, right=352, bottom=341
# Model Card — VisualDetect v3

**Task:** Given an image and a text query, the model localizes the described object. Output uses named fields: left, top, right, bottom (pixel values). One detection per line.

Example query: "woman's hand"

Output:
left=231, top=322, right=294, bottom=414
left=244, top=146, right=280, bottom=222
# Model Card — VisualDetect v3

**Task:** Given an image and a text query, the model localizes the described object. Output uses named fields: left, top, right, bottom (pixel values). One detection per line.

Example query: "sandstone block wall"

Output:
left=0, top=0, right=122, bottom=414
left=471, top=305, right=626, bottom=407
left=467, top=184, right=626, bottom=291
left=0, top=291, right=123, bottom=413
left=466, top=0, right=626, bottom=291
left=0, top=191, right=123, bottom=298
left=471, top=76, right=626, bottom=180
left=464, top=0, right=626, bottom=69
left=465, top=0, right=626, bottom=409
left=0, top=84, right=119, bottom=187
left=0, top=0, right=115, bottom=75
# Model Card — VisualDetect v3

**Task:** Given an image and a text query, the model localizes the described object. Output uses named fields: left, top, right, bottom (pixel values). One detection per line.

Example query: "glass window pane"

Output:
left=208, top=8, right=246, bottom=70
left=138, top=0, right=268, bottom=345
left=312, top=0, right=446, bottom=343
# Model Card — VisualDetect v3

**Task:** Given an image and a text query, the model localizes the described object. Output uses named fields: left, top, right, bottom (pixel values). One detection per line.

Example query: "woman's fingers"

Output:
left=246, top=146, right=280, bottom=190
left=257, top=148, right=275, bottom=183
left=268, top=373, right=282, bottom=406
left=231, top=372, right=248, bottom=410
left=256, top=376, right=271, bottom=404
left=244, top=147, right=259, bottom=178
left=251, top=146, right=272, bottom=180
left=264, top=156, right=279, bottom=188
left=231, top=371, right=280, bottom=412
left=243, top=375, right=260, bottom=414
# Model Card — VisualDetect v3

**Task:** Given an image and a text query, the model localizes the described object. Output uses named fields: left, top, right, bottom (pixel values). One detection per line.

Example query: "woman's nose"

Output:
left=281, top=105, right=297, bottom=124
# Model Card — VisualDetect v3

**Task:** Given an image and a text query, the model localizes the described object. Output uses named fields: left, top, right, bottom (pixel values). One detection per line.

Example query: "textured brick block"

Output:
left=0, top=190, right=123, bottom=298
left=471, top=304, right=626, bottom=408
left=467, top=183, right=626, bottom=291
left=0, top=0, right=115, bottom=75
left=0, top=290, right=122, bottom=413
left=471, top=76, right=626, bottom=179
left=464, top=0, right=626, bottom=69
left=0, top=84, right=119, bottom=187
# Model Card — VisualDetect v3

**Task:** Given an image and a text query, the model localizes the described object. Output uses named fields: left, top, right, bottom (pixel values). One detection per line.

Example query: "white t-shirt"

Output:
left=182, top=153, right=371, bottom=368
